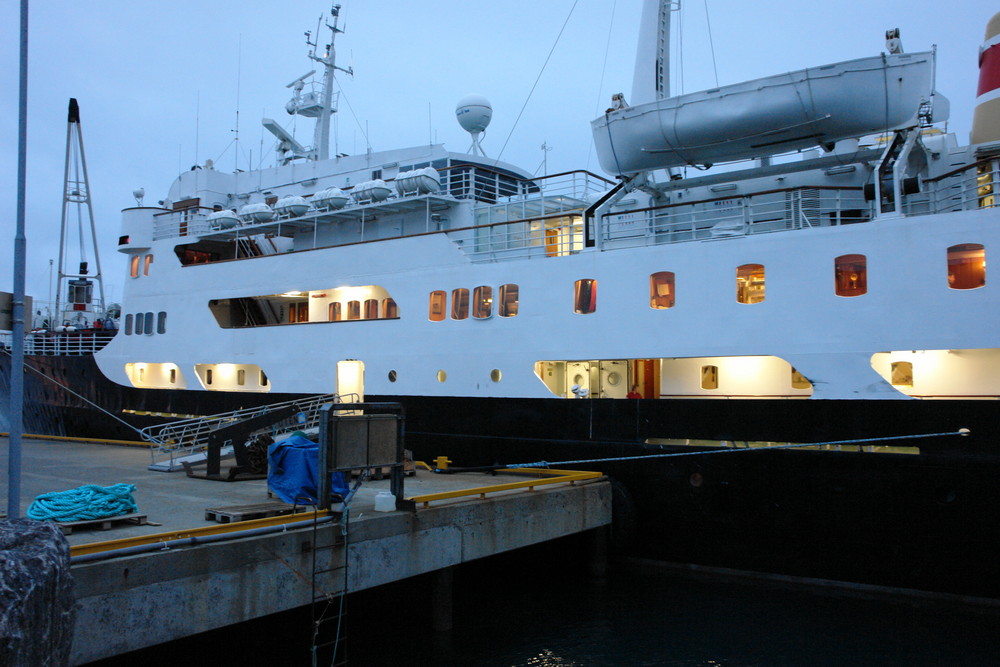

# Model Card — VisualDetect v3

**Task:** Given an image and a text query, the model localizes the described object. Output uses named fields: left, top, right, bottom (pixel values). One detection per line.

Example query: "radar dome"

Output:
left=456, top=95, right=492, bottom=134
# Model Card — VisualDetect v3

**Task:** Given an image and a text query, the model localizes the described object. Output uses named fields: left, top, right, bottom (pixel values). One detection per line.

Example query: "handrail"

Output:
left=404, top=468, right=603, bottom=509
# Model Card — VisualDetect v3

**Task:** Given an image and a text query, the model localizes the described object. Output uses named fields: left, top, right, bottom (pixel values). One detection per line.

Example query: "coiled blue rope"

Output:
left=27, top=483, right=138, bottom=522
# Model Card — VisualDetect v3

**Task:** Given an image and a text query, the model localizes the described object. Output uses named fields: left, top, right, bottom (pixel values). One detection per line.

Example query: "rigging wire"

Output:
left=492, top=0, right=580, bottom=167
left=586, top=0, right=618, bottom=172
left=703, top=0, right=719, bottom=88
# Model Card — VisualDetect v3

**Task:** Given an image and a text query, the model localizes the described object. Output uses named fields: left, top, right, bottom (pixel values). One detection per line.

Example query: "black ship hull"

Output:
left=3, top=352, right=999, bottom=597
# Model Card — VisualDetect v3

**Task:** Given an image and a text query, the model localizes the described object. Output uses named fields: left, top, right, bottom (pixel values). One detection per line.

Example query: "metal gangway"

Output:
left=143, top=393, right=354, bottom=472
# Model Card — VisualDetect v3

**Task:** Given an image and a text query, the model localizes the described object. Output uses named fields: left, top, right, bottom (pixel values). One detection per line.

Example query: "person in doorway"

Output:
left=626, top=384, right=642, bottom=399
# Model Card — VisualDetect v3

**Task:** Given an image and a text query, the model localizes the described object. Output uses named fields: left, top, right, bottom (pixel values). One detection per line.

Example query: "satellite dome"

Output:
left=455, top=95, right=492, bottom=134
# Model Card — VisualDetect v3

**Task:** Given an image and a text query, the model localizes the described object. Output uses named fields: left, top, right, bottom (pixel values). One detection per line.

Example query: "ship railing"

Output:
left=447, top=211, right=587, bottom=261
left=2, top=331, right=118, bottom=356
left=598, top=186, right=869, bottom=250
left=152, top=206, right=215, bottom=241
left=142, top=392, right=351, bottom=470
left=921, top=157, right=1000, bottom=214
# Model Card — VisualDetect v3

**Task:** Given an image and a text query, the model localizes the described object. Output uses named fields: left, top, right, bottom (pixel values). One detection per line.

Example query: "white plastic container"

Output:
left=374, top=491, right=396, bottom=512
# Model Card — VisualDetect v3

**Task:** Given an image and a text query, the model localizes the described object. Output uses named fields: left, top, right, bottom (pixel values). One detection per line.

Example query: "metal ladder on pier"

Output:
left=141, top=393, right=354, bottom=471
left=309, top=508, right=350, bottom=667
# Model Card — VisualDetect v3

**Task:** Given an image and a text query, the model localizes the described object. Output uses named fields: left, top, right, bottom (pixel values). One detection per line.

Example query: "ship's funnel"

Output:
left=971, top=12, right=1000, bottom=145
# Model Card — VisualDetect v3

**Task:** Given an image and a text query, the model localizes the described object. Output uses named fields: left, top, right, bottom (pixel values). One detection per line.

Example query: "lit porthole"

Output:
left=490, top=369, right=502, bottom=382
left=388, top=370, right=397, bottom=383
left=436, top=370, right=447, bottom=383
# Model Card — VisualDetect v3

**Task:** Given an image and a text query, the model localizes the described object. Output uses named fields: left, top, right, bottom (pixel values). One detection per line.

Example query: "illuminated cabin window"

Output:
left=429, top=291, right=446, bottom=322
left=347, top=300, right=361, bottom=320
left=143, top=254, right=153, bottom=276
left=977, top=163, right=995, bottom=208
left=834, top=254, right=867, bottom=297
left=124, top=314, right=133, bottom=335
left=891, top=361, right=913, bottom=387
left=574, top=279, right=597, bottom=314
left=129, top=255, right=140, bottom=278
left=436, top=369, right=447, bottom=382
left=157, top=312, right=167, bottom=334
left=791, top=367, right=811, bottom=389
left=329, top=302, right=342, bottom=321
left=194, top=363, right=271, bottom=392
left=364, top=299, right=379, bottom=319
left=473, top=286, right=493, bottom=318
left=650, top=272, right=675, bottom=309
left=736, top=264, right=765, bottom=304
left=451, top=288, right=469, bottom=320
left=499, top=284, right=519, bottom=317
left=701, top=365, right=719, bottom=390
left=383, top=298, right=398, bottom=319
left=947, top=244, right=985, bottom=290
left=289, top=302, right=309, bottom=323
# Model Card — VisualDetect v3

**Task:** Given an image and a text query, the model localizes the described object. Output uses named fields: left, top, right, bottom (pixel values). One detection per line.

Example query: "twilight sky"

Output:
left=0, top=0, right=995, bottom=309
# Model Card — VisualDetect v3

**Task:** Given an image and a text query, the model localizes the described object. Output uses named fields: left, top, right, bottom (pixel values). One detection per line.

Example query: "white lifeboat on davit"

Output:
left=592, top=51, right=947, bottom=175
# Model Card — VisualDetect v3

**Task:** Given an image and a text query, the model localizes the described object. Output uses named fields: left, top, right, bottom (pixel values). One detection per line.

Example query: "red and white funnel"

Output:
left=972, top=12, right=1000, bottom=144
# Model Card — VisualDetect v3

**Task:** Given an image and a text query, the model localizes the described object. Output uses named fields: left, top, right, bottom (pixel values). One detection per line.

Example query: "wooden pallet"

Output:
left=204, top=501, right=310, bottom=524
left=58, top=513, right=148, bottom=535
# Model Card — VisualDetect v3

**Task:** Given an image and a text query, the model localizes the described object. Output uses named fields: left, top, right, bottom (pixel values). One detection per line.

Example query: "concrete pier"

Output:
left=0, top=437, right=610, bottom=664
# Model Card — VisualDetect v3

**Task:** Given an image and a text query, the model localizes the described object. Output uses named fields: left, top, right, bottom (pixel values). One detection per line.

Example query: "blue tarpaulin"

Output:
left=267, top=434, right=349, bottom=505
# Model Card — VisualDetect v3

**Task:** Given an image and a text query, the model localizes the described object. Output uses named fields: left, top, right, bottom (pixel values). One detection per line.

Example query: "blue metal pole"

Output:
left=7, top=0, right=29, bottom=518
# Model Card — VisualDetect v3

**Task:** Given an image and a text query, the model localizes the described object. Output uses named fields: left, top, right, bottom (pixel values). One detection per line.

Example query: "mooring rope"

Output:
left=26, top=483, right=138, bottom=522
left=504, top=430, right=968, bottom=469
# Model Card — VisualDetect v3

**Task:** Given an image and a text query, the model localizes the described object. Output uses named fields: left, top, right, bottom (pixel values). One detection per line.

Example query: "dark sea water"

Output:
left=93, top=536, right=1000, bottom=666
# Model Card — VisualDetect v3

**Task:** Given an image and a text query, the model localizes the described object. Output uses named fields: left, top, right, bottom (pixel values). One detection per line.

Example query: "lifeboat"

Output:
left=351, top=179, right=392, bottom=203
left=206, top=209, right=239, bottom=229
left=311, top=186, right=349, bottom=210
left=394, top=167, right=441, bottom=196
left=274, top=195, right=310, bottom=217
left=592, top=51, right=946, bottom=175
left=238, top=202, right=274, bottom=223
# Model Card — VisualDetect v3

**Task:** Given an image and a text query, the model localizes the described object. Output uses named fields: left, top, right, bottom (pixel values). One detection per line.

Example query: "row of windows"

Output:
left=129, top=254, right=154, bottom=278
left=429, top=284, right=519, bottom=321
left=578, top=244, right=988, bottom=314
left=124, top=311, right=166, bottom=335
left=288, top=298, right=399, bottom=324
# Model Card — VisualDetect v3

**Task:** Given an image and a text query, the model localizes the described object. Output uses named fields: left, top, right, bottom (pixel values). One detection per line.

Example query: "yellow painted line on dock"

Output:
left=69, top=509, right=333, bottom=558
left=0, top=432, right=149, bottom=447
left=406, top=468, right=603, bottom=508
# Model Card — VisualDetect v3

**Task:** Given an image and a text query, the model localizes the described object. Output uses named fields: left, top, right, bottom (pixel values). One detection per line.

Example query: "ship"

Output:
left=4, top=1, right=1000, bottom=596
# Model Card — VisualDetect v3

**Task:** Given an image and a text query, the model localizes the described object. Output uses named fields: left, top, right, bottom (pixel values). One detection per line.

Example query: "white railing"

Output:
left=0, top=331, right=118, bottom=356
left=923, top=157, right=1000, bottom=215
left=143, top=392, right=353, bottom=470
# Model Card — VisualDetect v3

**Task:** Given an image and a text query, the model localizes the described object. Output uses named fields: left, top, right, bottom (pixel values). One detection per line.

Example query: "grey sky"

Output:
left=1, top=0, right=995, bottom=307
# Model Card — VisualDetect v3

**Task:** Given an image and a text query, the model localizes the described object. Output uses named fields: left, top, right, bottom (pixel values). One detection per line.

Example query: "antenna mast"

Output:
left=276, top=4, right=353, bottom=163
left=55, top=98, right=106, bottom=329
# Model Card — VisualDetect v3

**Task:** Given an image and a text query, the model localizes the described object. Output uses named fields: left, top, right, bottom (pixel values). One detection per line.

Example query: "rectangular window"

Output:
left=382, top=298, right=398, bottom=319
left=144, top=312, right=154, bottom=335
left=260, top=370, right=269, bottom=387
left=835, top=254, right=867, bottom=297
left=364, top=298, right=379, bottom=319
left=237, top=369, right=245, bottom=386
left=169, top=368, right=176, bottom=384
left=451, top=288, right=469, bottom=320
left=347, top=300, right=361, bottom=320
left=206, top=368, right=213, bottom=385
left=499, top=284, right=519, bottom=317
left=157, top=311, right=167, bottom=334
left=473, top=286, right=493, bottom=318
left=649, top=272, right=675, bottom=309
left=429, top=291, right=446, bottom=322
left=947, top=244, right=986, bottom=290
left=129, top=255, right=140, bottom=278
left=701, top=365, right=719, bottom=390
left=329, top=302, right=342, bottom=321
left=124, top=314, right=133, bottom=335
left=574, top=279, right=597, bottom=314
left=736, top=264, right=765, bottom=304
left=289, top=302, right=309, bottom=323
left=143, top=254, right=154, bottom=276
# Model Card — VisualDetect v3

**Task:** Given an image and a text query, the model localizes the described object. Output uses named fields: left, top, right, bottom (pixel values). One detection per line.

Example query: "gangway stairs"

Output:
left=142, top=393, right=353, bottom=472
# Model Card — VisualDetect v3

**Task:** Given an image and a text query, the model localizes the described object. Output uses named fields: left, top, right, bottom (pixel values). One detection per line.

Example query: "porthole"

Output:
left=490, top=369, right=502, bottom=383
left=607, top=372, right=621, bottom=386
left=388, top=370, right=397, bottom=383
left=436, top=370, right=447, bottom=383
